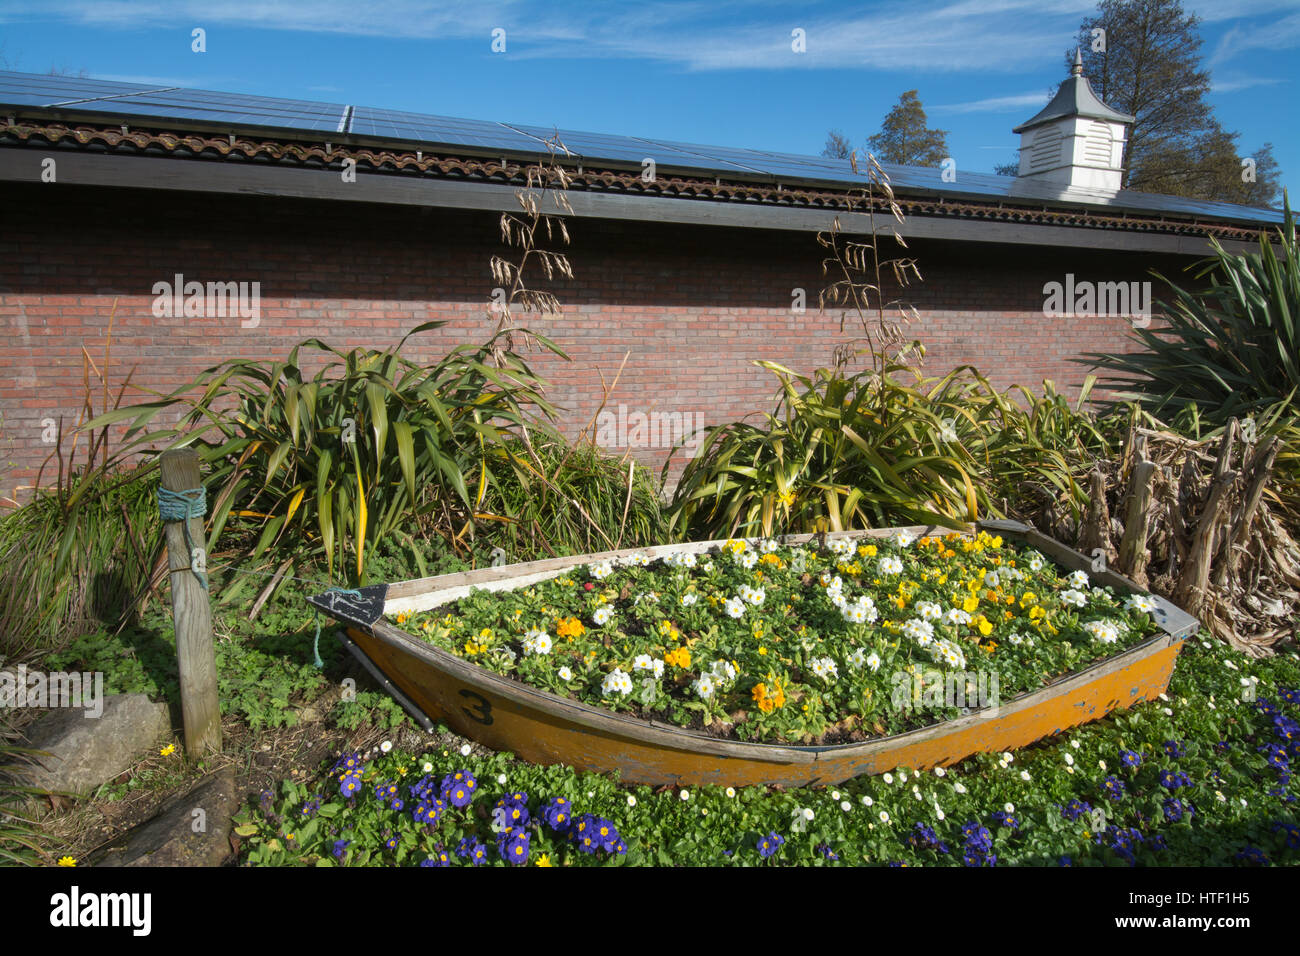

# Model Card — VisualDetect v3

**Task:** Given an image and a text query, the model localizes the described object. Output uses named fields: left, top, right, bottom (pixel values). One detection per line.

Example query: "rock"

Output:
left=92, top=768, right=238, bottom=867
left=19, top=693, right=172, bottom=800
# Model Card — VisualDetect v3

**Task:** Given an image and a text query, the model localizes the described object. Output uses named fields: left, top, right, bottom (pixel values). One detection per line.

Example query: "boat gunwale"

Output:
left=315, top=519, right=1196, bottom=766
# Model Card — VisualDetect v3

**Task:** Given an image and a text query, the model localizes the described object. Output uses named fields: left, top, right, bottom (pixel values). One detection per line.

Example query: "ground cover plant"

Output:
left=231, top=631, right=1299, bottom=867
left=395, top=529, right=1164, bottom=744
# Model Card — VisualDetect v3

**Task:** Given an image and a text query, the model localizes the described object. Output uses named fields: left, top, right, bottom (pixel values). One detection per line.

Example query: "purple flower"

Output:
left=1163, top=740, right=1185, bottom=759
left=542, top=796, right=573, bottom=833
left=501, top=830, right=531, bottom=865
left=1061, top=799, right=1092, bottom=821
left=332, top=839, right=350, bottom=860
left=1159, top=769, right=1192, bottom=790
left=1102, top=775, right=1127, bottom=800
left=338, top=773, right=363, bottom=798
left=758, top=832, right=785, bottom=859
left=1120, top=749, right=1142, bottom=768
left=441, top=770, right=477, bottom=808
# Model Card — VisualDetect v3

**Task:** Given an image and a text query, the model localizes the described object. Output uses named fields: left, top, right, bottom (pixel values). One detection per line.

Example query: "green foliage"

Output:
left=480, top=432, right=667, bottom=560
left=667, top=353, right=1106, bottom=540
left=1085, top=201, right=1299, bottom=426
left=234, top=635, right=1300, bottom=866
left=0, top=463, right=161, bottom=656
left=86, top=324, right=566, bottom=586
left=0, top=725, right=51, bottom=866
left=867, top=90, right=948, bottom=167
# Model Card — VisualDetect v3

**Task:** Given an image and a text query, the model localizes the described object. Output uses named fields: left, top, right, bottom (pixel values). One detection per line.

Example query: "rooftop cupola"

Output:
left=1012, top=49, right=1135, bottom=192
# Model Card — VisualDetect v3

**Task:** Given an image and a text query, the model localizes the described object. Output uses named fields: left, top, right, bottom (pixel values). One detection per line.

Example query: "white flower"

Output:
left=878, top=556, right=903, bottom=575
left=847, top=647, right=867, bottom=669
left=693, top=674, right=716, bottom=699
left=680, top=592, right=699, bottom=607
left=725, top=787, right=736, bottom=798
left=883, top=773, right=894, bottom=784
left=842, top=603, right=870, bottom=624
left=592, top=605, right=614, bottom=626
left=709, top=659, right=737, bottom=684
left=497, top=773, right=508, bottom=785
left=665, top=551, right=697, bottom=569
left=916, top=601, right=942, bottom=621
left=934, top=767, right=946, bottom=777
left=936, top=808, right=945, bottom=821
left=895, top=530, right=915, bottom=547
left=558, top=666, right=573, bottom=681
left=680, top=789, right=690, bottom=801
left=861, top=795, right=873, bottom=807
left=459, top=743, right=471, bottom=756
left=945, top=607, right=972, bottom=625
left=760, top=537, right=780, bottom=554
left=1224, top=660, right=1239, bottom=671
left=524, top=630, right=553, bottom=655
left=899, top=770, right=908, bottom=783
left=865, top=652, right=882, bottom=672
left=1027, top=553, right=1045, bottom=572
left=841, top=801, right=852, bottom=812
left=954, top=783, right=967, bottom=794
left=828, top=537, right=855, bottom=556
left=380, top=740, right=393, bottom=753
left=627, top=795, right=637, bottom=807
left=1064, top=753, right=1074, bottom=766
left=1066, top=569, right=1090, bottom=590
left=1083, top=619, right=1123, bottom=644
left=739, top=584, right=766, bottom=605
left=627, top=552, right=651, bottom=567
left=1059, top=588, right=1087, bottom=608
left=802, top=807, right=815, bottom=821
left=879, top=810, right=890, bottom=823
left=739, top=551, right=759, bottom=570
left=1020, top=770, right=1031, bottom=782
left=589, top=560, right=614, bottom=580
left=901, top=618, right=935, bottom=644
left=1163, top=707, right=1174, bottom=716
left=1099, top=760, right=1108, bottom=771
left=725, top=597, right=746, bottom=619
left=1071, top=739, right=1081, bottom=749
left=810, top=657, right=839, bottom=680
left=422, top=761, right=433, bottom=773
left=1001, top=752, right=1014, bottom=764
left=1004, top=803, right=1015, bottom=813
left=1216, top=790, right=1226, bottom=802
left=602, top=668, right=633, bottom=696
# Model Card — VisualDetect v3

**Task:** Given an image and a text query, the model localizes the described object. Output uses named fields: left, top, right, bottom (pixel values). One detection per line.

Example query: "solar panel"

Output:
left=0, top=69, right=1280, bottom=225
left=348, top=106, right=552, bottom=153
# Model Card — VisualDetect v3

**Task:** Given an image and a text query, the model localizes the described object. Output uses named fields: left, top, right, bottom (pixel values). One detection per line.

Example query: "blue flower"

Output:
left=390, top=799, right=404, bottom=812
left=1061, top=799, right=1092, bottom=822
left=1235, top=846, right=1269, bottom=866
left=338, top=773, right=362, bottom=798
left=990, top=810, right=1020, bottom=831
left=384, top=836, right=398, bottom=851
left=1158, top=769, right=1191, bottom=790
left=502, top=830, right=531, bottom=865
left=1162, top=798, right=1191, bottom=823
left=1280, top=688, right=1299, bottom=705
left=1262, top=743, right=1290, bottom=770
left=441, top=770, right=477, bottom=808
left=1102, top=775, right=1127, bottom=800
left=816, top=843, right=839, bottom=861
left=542, top=796, right=573, bottom=833
left=1120, top=749, right=1142, bottom=768
left=332, top=839, right=350, bottom=860
left=908, top=822, right=950, bottom=853
left=758, top=832, right=785, bottom=859
left=1273, top=821, right=1300, bottom=849
left=1059, top=856, right=1072, bottom=867
left=1163, top=740, right=1185, bottom=759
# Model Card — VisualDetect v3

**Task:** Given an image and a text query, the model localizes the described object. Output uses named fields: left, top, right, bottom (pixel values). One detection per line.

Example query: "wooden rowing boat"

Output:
left=307, top=519, right=1199, bottom=787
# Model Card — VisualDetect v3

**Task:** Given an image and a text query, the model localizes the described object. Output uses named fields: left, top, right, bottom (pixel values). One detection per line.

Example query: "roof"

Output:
left=1013, top=50, right=1136, bottom=133
left=0, top=69, right=1283, bottom=245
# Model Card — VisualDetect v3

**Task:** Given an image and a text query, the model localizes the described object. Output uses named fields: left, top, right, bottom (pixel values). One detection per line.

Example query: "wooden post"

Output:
left=1117, top=459, right=1158, bottom=587
left=160, top=448, right=222, bottom=756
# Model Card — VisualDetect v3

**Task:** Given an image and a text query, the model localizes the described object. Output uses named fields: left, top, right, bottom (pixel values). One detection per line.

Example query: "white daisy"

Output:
left=592, top=605, right=614, bottom=626
left=693, top=674, right=716, bottom=699
left=865, top=652, right=882, bottom=672
left=381, top=740, right=393, bottom=753
left=558, top=666, right=573, bottom=681
left=878, top=556, right=903, bottom=575
left=601, top=668, right=633, bottom=696
left=680, top=592, right=699, bottom=607
left=459, top=743, right=471, bottom=756
left=725, top=597, right=746, bottom=619
left=1066, top=569, right=1090, bottom=589
left=1059, top=589, right=1087, bottom=608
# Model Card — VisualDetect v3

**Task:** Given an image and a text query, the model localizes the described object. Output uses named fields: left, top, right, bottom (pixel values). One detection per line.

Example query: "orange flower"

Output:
left=665, top=646, right=691, bottom=670
left=556, top=617, right=585, bottom=640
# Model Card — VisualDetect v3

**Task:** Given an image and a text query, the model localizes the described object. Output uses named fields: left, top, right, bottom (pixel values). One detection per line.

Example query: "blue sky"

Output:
left=1, top=0, right=1297, bottom=200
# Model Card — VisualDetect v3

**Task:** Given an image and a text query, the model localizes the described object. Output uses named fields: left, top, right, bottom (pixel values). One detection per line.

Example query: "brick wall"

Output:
left=0, top=181, right=1177, bottom=504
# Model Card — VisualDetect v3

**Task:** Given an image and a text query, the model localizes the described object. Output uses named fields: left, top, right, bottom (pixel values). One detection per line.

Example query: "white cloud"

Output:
left=931, top=90, right=1052, bottom=113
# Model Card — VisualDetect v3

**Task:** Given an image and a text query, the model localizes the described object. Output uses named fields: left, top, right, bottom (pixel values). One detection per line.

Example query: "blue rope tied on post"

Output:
left=313, top=588, right=363, bottom=668
left=157, top=485, right=209, bottom=590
